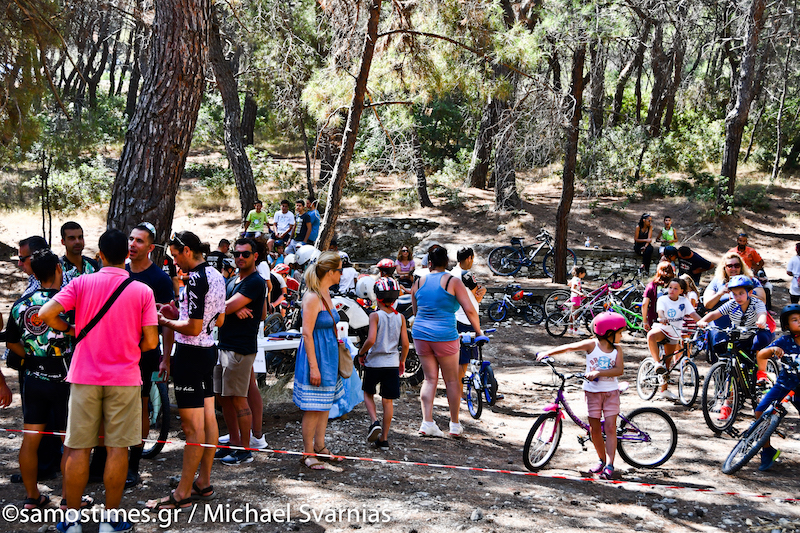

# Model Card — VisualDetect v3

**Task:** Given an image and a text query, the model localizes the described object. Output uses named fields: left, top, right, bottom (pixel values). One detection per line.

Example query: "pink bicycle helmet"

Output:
left=592, top=311, right=627, bottom=338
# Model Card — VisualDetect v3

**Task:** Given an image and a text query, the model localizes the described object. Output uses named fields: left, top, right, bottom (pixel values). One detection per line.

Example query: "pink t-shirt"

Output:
left=53, top=267, right=157, bottom=386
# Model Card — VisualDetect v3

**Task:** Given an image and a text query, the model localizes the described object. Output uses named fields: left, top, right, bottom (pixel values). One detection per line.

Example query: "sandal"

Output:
left=59, top=495, right=94, bottom=512
left=23, top=494, right=50, bottom=510
left=314, top=447, right=344, bottom=463
left=302, top=456, right=325, bottom=470
left=146, top=491, right=192, bottom=510
left=191, top=482, right=216, bottom=501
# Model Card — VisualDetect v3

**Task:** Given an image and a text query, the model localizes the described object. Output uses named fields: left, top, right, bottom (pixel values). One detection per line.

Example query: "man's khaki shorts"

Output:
left=65, top=384, right=142, bottom=449
left=213, top=350, right=256, bottom=397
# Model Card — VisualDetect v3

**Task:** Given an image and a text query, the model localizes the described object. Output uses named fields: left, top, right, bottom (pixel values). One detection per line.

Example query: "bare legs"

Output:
left=588, top=415, right=617, bottom=467
left=419, top=351, right=460, bottom=425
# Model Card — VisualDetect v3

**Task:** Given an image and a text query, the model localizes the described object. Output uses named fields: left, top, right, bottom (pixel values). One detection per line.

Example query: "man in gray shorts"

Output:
left=214, top=238, right=266, bottom=465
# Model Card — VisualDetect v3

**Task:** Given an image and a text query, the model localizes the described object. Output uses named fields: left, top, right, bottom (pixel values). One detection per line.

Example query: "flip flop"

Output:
left=23, top=494, right=50, bottom=510
left=302, top=456, right=325, bottom=470
left=314, top=447, right=344, bottom=463
left=190, top=482, right=216, bottom=501
left=146, top=491, right=192, bottom=510
left=59, top=495, right=94, bottom=512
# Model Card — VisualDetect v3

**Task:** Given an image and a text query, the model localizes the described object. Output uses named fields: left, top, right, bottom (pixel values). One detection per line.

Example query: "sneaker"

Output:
left=756, top=370, right=770, bottom=384
left=56, top=522, right=83, bottom=533
left=218, top=433, right=230, bottom=444
left=600, top=464, right=615, bottom=480
left=573, top=329, right=587, bottom=336
left=214, top=448, right=232, bottom=460
left=494, top=393, right=505, bottom=401
left=375, top=440, right=389, bottom=449
left=221, top=450, right=253, bottom=466
left=418, top=421, right=443, bottom=438
left=654, top=363, right=667, bottom=375
left=99, top=521, right=133, bottom=533
left=657, top=390, right=678, bottom=401
left=588, top=461, right=605, bottom=474
left=449, top=421, right=463, bottom=437
left=367, top=420, right=382, bottom=443
left=249, top=433, right=268, bottom=449
left=718, top=406, right=732, bottom=421
left=759, top=447, right=781, bottom=471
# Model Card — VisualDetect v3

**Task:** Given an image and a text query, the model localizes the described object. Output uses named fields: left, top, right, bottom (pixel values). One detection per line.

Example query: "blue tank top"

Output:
left=412, top=271, right=459, bottom=342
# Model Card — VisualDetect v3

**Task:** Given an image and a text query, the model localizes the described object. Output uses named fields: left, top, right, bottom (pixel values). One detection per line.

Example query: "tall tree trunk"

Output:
left=108, top=31, right=119, bottom=97
left=124, top=26, right=142, bottom=120
left=467, top=96, right=499, bottom=189
left=612, top=21, right=650, bottom=126
left=554, top=43, right=586, bottom=284
left=317, top=0, right=382, bottom=250
left=208, top=10, right=258, bottom=220
left=771, top=40, right=792, bottom=180
left=493, top=110, right=521, bottom=210
left=588, top=39, right=606, bottom=139
left=411, top=125, right=434, bottom=207
left=241, top=92, right=257, bottom=145
left=298, top=108, right=314, bottom=199
left=107, top=0, right=212, bottom=256
left=721, top=0, right=767, bottom=196
left=645, top=23, right=672, bottom=137
left=661, top=36, right=686, bottom=133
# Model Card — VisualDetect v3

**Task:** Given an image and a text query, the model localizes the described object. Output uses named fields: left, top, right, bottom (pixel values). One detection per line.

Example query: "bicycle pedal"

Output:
left=774, top=430, right=786, bottom=439
left=725, top=427, right=741, bottom=439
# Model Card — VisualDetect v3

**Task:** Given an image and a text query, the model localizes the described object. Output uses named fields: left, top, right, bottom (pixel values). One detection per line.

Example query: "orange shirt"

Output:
left=727, top=246, right=763, bottom=270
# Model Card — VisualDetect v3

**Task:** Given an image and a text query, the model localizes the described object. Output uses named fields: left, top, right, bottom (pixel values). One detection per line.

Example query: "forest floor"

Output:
left=0, top=157, right=799, bottom=532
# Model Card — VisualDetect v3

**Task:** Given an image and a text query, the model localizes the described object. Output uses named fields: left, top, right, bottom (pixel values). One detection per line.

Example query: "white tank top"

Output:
left=584, top=340, right=619, bottom=393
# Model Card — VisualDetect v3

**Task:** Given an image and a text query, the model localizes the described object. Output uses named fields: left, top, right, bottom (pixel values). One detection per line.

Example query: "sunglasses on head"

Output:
left=169, top=231, right=186, bottom=249
left=232, top=251, right=252, bottom=258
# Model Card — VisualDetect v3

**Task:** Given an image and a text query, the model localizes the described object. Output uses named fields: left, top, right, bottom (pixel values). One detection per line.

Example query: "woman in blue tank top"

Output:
left=411, top=245, right=484, bottom=438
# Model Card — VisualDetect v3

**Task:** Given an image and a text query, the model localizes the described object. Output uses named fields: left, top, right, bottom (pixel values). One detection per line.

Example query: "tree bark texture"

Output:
left=588, top=40, right=606, bottom=139
left=316, top=0, right=382, bottom=250
left=467, top=96, right=501, bottom=189
left=611, top=21, right=650, bottom=127
left=661, top=35, right=686, bottom=133
left=208, top=10, right=258, bottom=220
left=242, top=93, right=257, bottom=146
left=107, top=0, right=212, bottom=254
left=554, top=43, right=586, bottom=284
left=411, top=125, right=434, bottom=208
left=721, top=0, right=767, bottom=196
left=124, top=24, right=143, bottom=120
left=493, top=110, right=521, bottom=211
left=645, top=23, right=672, bottom=137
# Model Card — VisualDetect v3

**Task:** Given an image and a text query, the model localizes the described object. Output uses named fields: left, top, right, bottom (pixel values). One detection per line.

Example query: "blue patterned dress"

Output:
left=293, top=310, right=345, bottom=411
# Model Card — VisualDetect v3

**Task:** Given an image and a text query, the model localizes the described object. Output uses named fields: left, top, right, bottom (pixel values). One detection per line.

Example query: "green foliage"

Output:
left=22, top=155, right=114, bottom=212
left=414, top=97, right=472, bottom=168
left=184, top=162, right=234, bottom=195
left=193, top=92, right=225, bottom=147
left=428, top=148, right=471, bottom=207
left=734, top=184, right=770, bottom=212
left=247, top=147, right=304, bottom=190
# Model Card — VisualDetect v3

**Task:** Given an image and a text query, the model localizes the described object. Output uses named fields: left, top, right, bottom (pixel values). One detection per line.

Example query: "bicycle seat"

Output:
left=510, top=237, right=523, bottom=245
left=474, top=335, right=490, bottom=346
left=618, top=381, right=630, bottom=393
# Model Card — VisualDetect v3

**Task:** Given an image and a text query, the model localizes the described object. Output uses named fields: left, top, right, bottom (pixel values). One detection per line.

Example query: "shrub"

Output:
left=23, top=155, right=114, bottom=212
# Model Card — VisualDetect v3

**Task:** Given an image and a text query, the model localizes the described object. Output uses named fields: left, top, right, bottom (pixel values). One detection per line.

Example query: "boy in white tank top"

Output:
left=537, top=312, right=627, bottom=480
left=356, top=278, right=409, bottom=448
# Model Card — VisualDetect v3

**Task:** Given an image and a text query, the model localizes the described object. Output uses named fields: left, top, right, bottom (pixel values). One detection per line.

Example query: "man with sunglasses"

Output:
left=125, top=223, right=175, bottom=487
left=214, top=239, right=266, bottom=465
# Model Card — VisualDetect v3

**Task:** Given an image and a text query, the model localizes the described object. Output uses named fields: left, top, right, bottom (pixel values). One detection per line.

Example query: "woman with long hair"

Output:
left=633, top=213, right=654, bottom=274
left=703, top=251, right=766, bottom=310
left=293, top=251, right=345, bottom=470
left=641, top=261, right=675, bottom=332
left=395, top=246, right=415, bottom=289
left=411, top=245, right=483, bottom=438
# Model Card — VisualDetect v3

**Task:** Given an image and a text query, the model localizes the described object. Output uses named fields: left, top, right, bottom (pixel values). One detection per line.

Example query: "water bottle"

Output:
left=584, top=237, right=592, bottom=248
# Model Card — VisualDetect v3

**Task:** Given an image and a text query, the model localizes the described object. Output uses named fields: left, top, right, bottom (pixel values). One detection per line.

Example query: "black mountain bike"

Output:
left=487, top=230, right=577, bottom=278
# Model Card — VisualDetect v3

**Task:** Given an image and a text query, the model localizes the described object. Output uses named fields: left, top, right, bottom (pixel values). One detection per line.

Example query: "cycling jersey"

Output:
left=175, top=262, right=226, bottom=347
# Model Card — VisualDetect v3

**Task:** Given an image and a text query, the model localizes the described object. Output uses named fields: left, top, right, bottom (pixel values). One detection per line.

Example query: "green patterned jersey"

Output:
left=7, top=289, right=73, bottom=381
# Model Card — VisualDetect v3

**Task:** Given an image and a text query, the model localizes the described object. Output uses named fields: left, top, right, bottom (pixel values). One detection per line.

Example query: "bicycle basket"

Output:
left=512, top=290, right=525, bottom=301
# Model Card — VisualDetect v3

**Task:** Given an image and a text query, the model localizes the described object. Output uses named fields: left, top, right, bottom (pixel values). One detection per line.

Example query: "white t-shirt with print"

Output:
left=656, top=295, right=696, bottom=340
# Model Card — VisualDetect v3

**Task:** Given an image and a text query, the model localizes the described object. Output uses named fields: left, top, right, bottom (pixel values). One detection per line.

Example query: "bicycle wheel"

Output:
left=465, top=379, right=482, bottom=419
left=617, top=407, right=678, bottom=468
left=545, top=312, right=569, bottom=337
left=488, top=302, right=508, bottom=322
left=400, top=347, right=424, bottom=387
left=722, top=410, right=782, bottom=474
left=636, top=358, right=659, bottom=400
left=523, top=304, right=545, bottom=325
left=522, top=412, right=563, bottom=471
left=702, top=361, right=739, bottom=433
left=481, top=365, right=499, bottom=406
left=542, top=248, right=578, bottom=278
left=544, top=289, right=571, bottom=315
left=678, top=359, right=700, bottom=407
left=142, top=381, right=170, bottom=459
left=488, top=246, right=523, bottom=276
left=263, top=312, right=285, bottom=336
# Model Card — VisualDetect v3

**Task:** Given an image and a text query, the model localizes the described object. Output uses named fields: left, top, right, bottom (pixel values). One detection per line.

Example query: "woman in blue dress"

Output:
left=293, top=250, right=345, bottom=469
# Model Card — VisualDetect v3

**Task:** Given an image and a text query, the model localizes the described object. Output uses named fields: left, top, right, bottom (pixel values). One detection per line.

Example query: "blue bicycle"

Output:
left=461, top=330, right=495, bottom=419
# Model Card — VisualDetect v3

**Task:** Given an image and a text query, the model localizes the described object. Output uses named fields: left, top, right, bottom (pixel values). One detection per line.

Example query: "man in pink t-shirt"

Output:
left=40, top=229, right=158, bottom=532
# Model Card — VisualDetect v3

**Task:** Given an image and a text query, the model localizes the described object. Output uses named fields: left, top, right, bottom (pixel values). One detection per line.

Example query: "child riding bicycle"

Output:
left=537, top=312, right=627, bottom=479
left=752, top=304, right=800, bottom=471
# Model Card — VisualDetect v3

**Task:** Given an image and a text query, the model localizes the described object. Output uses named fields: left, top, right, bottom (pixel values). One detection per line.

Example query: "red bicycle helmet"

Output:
left=272, top=263, right=290, bottom=276
left=511, top=290, right=525, bottom=301
left=592, top=311, right=627, bottom=338
left=374, top=277, right=400, bottom=302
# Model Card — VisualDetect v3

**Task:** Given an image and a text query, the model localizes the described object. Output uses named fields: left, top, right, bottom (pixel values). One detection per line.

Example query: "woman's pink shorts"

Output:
left=414, top=338, right=460, bottom=359
left=585, top=390, right=621, bottom=419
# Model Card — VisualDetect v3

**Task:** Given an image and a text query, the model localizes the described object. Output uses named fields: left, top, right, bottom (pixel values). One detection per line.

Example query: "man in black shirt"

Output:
left=206, top=239, right=231, bottom=273
left=677, top=246, right=714, bottom=285
left=214, top=238, right=266, bottom=465
left=125, top=222, right=176, bottom=487
left=287, top=199, right=312, bottom=254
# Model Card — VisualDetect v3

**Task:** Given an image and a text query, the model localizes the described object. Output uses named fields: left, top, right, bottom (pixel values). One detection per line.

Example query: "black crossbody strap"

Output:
left=76, top=278, right=134, bottom=343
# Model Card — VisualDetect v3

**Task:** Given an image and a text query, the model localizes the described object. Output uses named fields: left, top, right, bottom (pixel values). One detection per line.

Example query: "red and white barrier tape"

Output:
left=1, top=427, right=796, bottom=503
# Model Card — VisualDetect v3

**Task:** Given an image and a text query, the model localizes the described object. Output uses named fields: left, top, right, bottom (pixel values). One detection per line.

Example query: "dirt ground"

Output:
left=0, top=165, right=799, bottom=532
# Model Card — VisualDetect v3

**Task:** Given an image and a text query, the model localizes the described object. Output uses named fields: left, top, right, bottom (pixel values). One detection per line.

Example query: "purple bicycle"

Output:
left=523, top=358, right=678, bottom=471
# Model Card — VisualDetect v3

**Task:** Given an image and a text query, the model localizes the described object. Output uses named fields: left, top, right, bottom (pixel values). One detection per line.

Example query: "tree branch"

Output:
left=364, top=100, right=414, bottom=108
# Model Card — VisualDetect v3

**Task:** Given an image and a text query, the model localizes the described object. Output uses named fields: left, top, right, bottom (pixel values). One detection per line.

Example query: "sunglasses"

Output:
left=401, top=249, right=409, bottom=253
left=18, top=254, right=31, bottom=263
left=725, top=263, right=741, bottom=268
left=232, top=251, right=252, bottom=258
left=170, top=231, right=186, bottom=249
left=334, top=268, right=343, bottom=273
